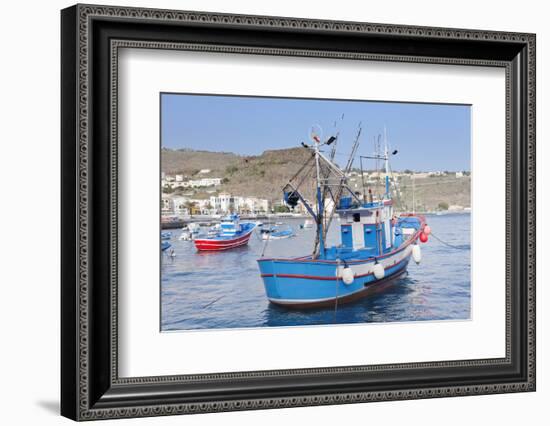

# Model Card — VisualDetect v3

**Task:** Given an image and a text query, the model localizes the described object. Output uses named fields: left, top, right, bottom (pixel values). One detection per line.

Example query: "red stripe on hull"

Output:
left=260, top=255, right=410, bottom=282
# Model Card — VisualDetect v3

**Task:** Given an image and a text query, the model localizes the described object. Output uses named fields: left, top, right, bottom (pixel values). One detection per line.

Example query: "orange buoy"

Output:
left=419, top=232, right=428, bottom=243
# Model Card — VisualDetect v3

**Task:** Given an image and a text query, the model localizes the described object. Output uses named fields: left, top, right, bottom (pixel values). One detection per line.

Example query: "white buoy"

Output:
left=341, top=267, right=354, bottom=285
left=412, top=244, right=422, bottom=264
left=373, top=263, right=385, bottom=280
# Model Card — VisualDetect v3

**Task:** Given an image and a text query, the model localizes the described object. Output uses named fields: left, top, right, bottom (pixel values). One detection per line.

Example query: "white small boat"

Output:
left=179, top=230, right=194, bottom=241
left=261, top=225, right=295, bottom=240
left=300, top=219, right=314, bottom=229
left=179, top=222, right=202, bottom=240
left=188, top=222, right=201, bottom=233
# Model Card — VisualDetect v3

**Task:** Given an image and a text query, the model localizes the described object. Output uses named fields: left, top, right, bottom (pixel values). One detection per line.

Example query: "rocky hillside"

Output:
left=161, top=148, right=240, bottom=175
left=162, top=147, right=317, bottom=201
left=162, top=148, right=471, bottom=211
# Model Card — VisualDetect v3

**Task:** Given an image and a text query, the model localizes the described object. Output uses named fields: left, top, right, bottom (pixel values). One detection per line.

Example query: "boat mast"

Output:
left=412, top=176, right=416, bottom=214
left=313, top=133, right=325, bottom=258
left=384, top=127, right=390, bottom=198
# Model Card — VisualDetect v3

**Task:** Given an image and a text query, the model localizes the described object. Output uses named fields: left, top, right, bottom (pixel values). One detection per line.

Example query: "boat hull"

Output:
left=268, top=267, right=408, bottom=309
left=257, top=241, right=415, bottom=308
left=194, top=225, right=255, bottom=251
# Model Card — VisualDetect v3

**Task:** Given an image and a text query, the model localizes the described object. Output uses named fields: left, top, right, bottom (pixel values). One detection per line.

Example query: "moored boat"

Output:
left=161, top=241, right=171, bottom=252
left=300, top=219, right=314, bottom=229
left=260, top=225, right=295, bottom=240
left=179, top=222, right=202, bottom=241
left=194, top=214, right=256, bottom=251
left=257, top=124, right=429, bottom=308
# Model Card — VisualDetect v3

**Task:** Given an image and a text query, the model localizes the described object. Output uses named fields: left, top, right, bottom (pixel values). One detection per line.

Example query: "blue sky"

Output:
left=161, top=93, right=471, bottom=172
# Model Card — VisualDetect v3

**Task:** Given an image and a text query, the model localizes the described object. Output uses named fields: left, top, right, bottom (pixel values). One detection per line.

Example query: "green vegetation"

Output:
left=273, top=205, right=290, bottom=213
left=226, top=165, right=239, bottom=175
left=438, top=201, right=449, bottom=210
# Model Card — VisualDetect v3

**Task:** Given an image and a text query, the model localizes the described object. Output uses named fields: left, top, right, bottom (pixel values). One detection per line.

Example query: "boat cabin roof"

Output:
left=221, top=214, right=239, bottom=222
left=336, top=199, right=393, bottom=215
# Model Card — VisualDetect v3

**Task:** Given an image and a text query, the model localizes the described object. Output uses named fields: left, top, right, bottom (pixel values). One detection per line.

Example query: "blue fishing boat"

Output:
left=194, top=214, right=257, bottom=251
left=161, top=231, right=172, bottom=240
left=257, top=125, right=429, bottom=308
left=161, top=241, right=171, bottom=252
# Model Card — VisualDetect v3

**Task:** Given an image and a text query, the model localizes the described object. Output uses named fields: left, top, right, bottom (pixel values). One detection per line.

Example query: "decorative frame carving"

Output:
left=61, top=4, right=535, bottom=420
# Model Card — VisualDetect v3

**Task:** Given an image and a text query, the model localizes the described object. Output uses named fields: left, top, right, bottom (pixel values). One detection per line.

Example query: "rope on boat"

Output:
left=201, top=295, right=224, bottom=309
left=333, top=258, right=340, bottom=320
left=260, top=228, right=271, bottom=257
left=429, top=231, right=469, bottom=250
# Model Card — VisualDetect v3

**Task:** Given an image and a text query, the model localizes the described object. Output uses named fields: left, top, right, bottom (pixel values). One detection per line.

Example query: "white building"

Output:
left=189, top=177, right=222, bottom=187
left=236, top=196, right=269, bottom=213
left=208, top=193, right=269, bottom=214
left=161, top=177, right=222, bottom=189
left=210, top=192, right=235, bottom=213
left=171, top=195, right=191, bottom=215
left=161, top=195, right=174, bottom=214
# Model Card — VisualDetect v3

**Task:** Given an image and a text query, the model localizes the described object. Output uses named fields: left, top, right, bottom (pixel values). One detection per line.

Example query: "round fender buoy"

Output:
left=419, top=232, right=428, bottom=243
left=373, top=263, right=385, bottom=280
left=412, top=244, right=422, bottom=264
left=423, top=225, right=431, bottom=236
left=341, top=267, right=354, bottom=285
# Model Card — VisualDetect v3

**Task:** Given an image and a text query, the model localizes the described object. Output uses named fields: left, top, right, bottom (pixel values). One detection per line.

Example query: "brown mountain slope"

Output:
left=161, top=148, right=471, bottom=211
left=162, top=147, right=316, bottom=201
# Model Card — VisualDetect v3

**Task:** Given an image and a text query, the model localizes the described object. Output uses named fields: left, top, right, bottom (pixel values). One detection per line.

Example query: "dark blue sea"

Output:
left=161, top=213, right=471, bottom=331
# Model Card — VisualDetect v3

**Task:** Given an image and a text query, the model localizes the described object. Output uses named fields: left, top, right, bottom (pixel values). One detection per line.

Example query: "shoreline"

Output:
left=160, top=210, right=471, bottom=229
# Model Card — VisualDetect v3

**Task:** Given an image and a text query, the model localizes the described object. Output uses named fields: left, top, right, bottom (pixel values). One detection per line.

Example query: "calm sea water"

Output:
left=161, top=213, right=471, bottom=331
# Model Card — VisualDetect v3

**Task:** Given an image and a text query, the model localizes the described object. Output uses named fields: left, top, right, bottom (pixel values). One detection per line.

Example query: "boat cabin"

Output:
left=220, top=214, right=241, bottom=237
left=326, top=196, right=395, bottom=259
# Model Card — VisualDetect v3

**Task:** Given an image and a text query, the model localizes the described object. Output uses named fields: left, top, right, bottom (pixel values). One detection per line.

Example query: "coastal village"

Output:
left=161, top=170, right=271, bottom=216
left=161, top=162, right=471, bottom=218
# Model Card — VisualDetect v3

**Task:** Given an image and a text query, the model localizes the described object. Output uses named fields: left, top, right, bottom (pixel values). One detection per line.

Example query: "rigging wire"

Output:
left=429, top=231, right=469, bottom=250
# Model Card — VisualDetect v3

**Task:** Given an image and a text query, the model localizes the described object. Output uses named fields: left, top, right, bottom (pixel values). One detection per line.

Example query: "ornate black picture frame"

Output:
left=61, top=4, right=536, bottom=421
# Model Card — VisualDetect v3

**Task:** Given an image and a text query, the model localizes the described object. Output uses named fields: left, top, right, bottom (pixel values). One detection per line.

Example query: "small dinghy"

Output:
left=161, top=231, right=172, bottom=240
left=300, top=219, right=314, bottom=229
left=194, top=214, right=256, bottom=251
left=261, top=225, right=295, bottom=240
left=161, top=241, right=171, bottom=252
left=179, top=223, right=201, bottom=240
left=179, top=230, right=193, bottom=241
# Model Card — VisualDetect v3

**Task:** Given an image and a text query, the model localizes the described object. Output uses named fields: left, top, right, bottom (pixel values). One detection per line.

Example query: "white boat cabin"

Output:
left=220, top=214, right=241, bottom=237
left=336, top=197, right=395, bottom=256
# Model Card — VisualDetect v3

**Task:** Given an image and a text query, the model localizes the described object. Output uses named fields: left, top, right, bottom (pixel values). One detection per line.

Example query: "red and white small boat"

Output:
left=194, top=214, right=257, bottom=251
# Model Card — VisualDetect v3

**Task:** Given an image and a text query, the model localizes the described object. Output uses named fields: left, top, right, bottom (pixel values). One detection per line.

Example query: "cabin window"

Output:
left=353, top=213, right=361, bottom=222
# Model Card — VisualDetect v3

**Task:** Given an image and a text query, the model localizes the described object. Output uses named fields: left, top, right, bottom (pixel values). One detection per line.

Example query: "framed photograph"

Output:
left=61, top=4, right=536, bottom=421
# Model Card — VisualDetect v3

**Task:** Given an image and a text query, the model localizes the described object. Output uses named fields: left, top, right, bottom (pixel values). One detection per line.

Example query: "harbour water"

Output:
left=161, top=213, right=471, bottom=331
